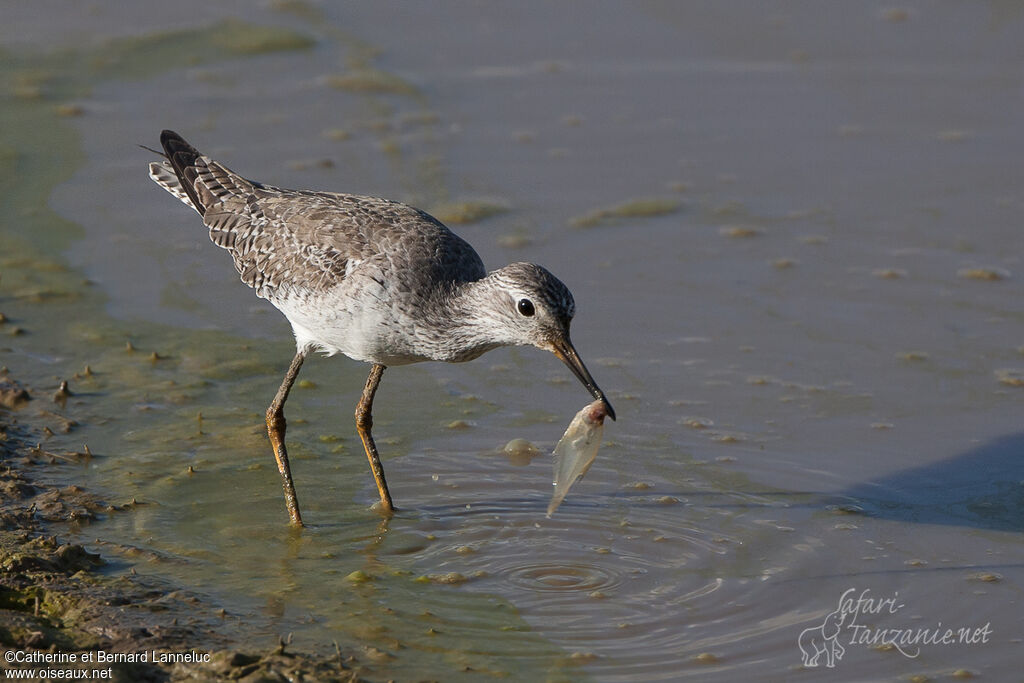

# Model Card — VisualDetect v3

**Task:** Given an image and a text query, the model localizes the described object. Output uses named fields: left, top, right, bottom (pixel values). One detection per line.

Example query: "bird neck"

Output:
left=425, top=274, right=511, bottom=361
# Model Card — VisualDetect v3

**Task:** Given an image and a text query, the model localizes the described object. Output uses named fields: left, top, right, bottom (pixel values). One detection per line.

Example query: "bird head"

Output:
left=486, top=263, right=616, bottom=420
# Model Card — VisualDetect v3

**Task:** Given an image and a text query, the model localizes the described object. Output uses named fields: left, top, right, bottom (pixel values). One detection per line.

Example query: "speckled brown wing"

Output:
left=151, top=130, right=486, bottom=303
left=201, top=186, right=368, bottom=300
left=152, top=131, right=359, bottom=300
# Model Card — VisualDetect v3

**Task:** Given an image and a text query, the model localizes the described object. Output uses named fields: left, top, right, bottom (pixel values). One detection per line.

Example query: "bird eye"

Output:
left=517, top=298, right=535, bottom=317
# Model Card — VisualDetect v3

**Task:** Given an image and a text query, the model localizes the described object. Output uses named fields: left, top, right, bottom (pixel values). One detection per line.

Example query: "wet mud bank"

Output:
left=0, top=377, right=365, bottom=683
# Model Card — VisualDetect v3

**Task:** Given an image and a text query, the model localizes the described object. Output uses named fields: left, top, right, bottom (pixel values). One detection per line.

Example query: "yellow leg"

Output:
left=355, top=363, right=395, bottom=513
left=266, top=351, right=306, bottom=526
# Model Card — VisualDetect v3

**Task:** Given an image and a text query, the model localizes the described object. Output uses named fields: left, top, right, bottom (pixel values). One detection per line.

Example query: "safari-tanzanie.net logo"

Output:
left=798, top=588, right=992, bottom=668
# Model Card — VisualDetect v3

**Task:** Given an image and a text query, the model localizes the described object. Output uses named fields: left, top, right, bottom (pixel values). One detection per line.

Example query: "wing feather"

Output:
left=150, top=131, right=485, bottom=302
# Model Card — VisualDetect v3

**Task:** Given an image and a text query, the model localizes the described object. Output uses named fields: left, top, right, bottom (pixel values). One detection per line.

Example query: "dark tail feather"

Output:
left=159, top=130, right=206, bottom=216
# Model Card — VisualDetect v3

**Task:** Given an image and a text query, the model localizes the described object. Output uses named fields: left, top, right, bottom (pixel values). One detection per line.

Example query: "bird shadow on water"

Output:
left=640, top=433, right=1024, bottom=535
left=675, top=433, right=1024, bottom=534
left=836, top=431, right=1024, bottom=533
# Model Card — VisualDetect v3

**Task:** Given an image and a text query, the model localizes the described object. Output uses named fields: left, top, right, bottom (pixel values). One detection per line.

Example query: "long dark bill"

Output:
left=551, top=336, right=616, bottom=421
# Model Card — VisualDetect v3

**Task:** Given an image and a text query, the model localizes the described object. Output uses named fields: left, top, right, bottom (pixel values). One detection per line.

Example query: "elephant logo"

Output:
left=798, top=607, right=847, bottom=668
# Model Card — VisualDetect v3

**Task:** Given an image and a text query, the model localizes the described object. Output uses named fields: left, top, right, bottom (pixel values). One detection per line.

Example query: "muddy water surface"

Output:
left=3, top=2, right=1024, bottom=680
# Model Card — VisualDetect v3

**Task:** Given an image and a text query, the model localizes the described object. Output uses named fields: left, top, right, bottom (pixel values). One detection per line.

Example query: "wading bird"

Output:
left=149, top=130, right=614, bottom=525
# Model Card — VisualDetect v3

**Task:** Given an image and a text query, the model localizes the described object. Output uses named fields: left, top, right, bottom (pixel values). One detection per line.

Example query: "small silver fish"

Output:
left=547, top=400, right=608, bottom=516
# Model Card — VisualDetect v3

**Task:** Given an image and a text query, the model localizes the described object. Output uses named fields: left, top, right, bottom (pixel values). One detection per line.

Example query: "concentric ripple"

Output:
left=504, top=562, right=623, bottom=593
left=376, top=442, right=759, bottom=682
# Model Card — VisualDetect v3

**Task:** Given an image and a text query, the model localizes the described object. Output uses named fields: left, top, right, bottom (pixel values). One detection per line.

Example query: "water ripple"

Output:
left=385, top=481, right=749, bottom=680
left=504, top=561, right=623, bottom=593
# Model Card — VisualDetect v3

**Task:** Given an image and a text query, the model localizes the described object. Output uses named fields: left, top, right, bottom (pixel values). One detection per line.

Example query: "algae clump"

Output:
left=569, top=197, right=681, bottom=228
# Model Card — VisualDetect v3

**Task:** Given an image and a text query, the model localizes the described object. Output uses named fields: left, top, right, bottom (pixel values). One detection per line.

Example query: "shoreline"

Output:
left=0, top=372, right=367, bottom=682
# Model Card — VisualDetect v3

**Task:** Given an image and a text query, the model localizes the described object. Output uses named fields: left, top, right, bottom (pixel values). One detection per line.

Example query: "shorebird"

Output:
left=149, top=130, right=615, bottom=526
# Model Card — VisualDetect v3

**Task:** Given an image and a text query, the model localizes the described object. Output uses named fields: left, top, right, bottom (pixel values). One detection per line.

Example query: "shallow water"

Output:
left=3, top=2, right=1024, bottom=680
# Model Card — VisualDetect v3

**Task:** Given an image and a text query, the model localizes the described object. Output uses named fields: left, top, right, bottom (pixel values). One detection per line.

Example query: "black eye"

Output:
left=517, top=298, right=535, bottom=316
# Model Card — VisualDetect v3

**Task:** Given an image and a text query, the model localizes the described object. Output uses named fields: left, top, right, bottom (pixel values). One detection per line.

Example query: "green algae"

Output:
left=311, top=26, right=446, bottom=206
left=211, top=20, right=315, bottom=55
left=4, top=21, right=312, bottom=99
left=569, top=197, right=681, bottom=228
left=80, top=21, right=312, bottom=79
left=430, top=200, right=510, bottom=225
left=327, top=68, right=417, bottom=95
left=269, top=0, right=327, bottom=22
left=0, top=21, right=313, bottom=257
